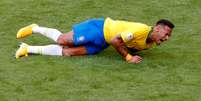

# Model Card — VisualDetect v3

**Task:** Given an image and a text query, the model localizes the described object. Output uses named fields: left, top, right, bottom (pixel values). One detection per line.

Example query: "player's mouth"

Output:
left=160, top=39, right=164, bottom=42
left=156, top=39, right=163, bottom=45
left=156, top=41, right=161, bottom=45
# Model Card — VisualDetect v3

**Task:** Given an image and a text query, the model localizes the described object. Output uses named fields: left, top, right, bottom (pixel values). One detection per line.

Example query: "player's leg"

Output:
left=15, top=43, right=63, bottom=58
left=15, top=43, right=88, bottom=58
left=56, top=31, right=74, bottom=46
left=16, top=24, right=75, bottom=46
left=62, top=46, right=87, bottom=56
left=27, top=45, right=87, bottom=56
left=16, top=24, right=63, bottom=42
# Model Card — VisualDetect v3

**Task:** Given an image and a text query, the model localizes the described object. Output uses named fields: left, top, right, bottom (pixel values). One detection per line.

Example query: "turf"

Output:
left=0, top=0, right=201, bottom=101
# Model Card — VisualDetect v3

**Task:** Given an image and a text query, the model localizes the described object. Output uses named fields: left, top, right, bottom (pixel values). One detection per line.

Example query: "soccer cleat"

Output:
left=16, top=24, right=38, bottom=39
left=15, top=43, right=29, bottom=59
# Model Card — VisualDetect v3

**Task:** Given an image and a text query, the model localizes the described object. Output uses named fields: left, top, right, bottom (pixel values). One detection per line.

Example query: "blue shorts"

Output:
left=72, top=18, right=109, bottom=55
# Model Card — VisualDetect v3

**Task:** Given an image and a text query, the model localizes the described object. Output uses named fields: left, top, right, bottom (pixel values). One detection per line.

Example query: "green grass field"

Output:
left=0, top=0, right=201, bottom=101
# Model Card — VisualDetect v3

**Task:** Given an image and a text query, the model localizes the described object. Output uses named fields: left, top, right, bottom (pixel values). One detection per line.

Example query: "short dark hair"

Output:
left=156, top=19, right=175, bottom=29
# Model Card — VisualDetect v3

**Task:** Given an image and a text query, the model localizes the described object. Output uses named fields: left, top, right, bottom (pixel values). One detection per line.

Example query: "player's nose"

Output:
left=164, top=36, right=169, bottom=41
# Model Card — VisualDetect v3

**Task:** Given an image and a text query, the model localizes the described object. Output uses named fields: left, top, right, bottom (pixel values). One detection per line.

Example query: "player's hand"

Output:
left=128, top=55, right=143, bottom=64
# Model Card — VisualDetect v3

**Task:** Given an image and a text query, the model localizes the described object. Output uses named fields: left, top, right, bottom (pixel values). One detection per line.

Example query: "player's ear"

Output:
left=154, top=26, right=160, bottom=32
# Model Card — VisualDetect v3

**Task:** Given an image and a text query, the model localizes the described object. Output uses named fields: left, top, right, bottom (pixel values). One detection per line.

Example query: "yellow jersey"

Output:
left=103, top=17, right=153, bottom=50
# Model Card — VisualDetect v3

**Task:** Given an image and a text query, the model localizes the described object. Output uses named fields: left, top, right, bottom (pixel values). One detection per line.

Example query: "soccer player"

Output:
left=15, top=17, right=174, bottom=64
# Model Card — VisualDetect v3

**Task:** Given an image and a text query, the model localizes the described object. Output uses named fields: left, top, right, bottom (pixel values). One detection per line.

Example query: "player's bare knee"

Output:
left=57, top=35, right=65, bottom=45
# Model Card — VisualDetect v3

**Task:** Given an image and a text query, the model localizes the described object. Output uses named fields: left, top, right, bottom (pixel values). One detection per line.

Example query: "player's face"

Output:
left=153, top=25, right=172, bottom=45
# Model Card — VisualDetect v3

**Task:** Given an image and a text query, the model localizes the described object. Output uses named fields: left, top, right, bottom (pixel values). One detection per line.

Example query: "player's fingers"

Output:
left=135, top=58, right=142, bottom=63
left=128, top=59, right=139, bottom=64
left=139, top=57, right=143, bottom=61
left=134, top=57, right=142, bottom=62
left=135, top=55, right=142, bottom=60
left=128, top=56, right=142, bottom=64
left=130, top=58, right=140, bottom=64
left=136, top=57, right=143, bottom=63
left=136, top=57, right=142, bottom=61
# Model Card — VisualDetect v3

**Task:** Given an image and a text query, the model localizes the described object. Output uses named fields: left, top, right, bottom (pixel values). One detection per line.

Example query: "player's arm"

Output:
left=110, top=34, right=142, bottom=64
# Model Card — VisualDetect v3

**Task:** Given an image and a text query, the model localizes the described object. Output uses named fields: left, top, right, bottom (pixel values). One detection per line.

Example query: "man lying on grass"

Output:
left=15, top=17, right=174, bottom=64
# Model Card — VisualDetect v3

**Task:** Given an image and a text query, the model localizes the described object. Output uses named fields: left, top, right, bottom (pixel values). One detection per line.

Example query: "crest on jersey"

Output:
left=125, top=32, right=133, bottom=41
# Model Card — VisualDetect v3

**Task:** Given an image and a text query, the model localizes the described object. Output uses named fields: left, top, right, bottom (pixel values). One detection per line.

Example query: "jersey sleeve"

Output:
left=120, top=32, right=134, bottom=43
